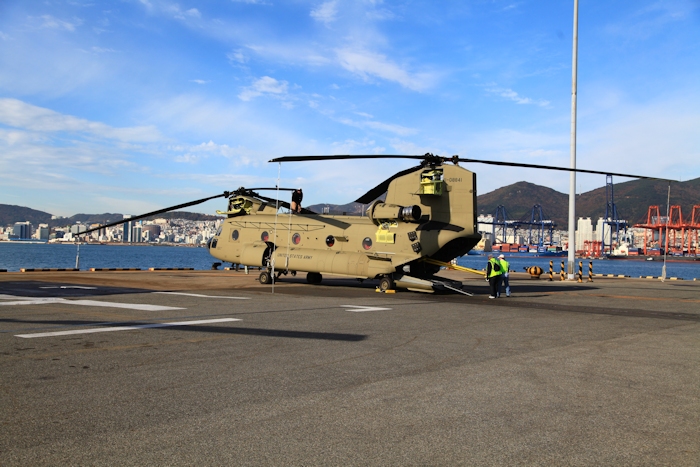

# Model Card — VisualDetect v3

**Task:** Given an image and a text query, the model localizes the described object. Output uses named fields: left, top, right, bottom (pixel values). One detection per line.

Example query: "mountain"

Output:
left=477, top=182, right=568, bottom=225
left=3, top=177, right=699, bottom=229
left=312, top=177, right=700, bottom=227
left=0, top=205, right=53, bottom=227
left=576, top=177, right=700, bottom=225
left=0, top=206, right=222, bottom=229
left=480, top=178, right=700, bottom=226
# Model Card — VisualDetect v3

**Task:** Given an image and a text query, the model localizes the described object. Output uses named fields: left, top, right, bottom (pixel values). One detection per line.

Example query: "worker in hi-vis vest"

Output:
left=486, top=254, right=504, bottom=299
left=498, top=254, right=510, bottom=297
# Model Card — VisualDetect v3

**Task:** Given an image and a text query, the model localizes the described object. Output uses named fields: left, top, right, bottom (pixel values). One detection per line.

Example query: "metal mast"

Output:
left=567, top=0, right=579, bottom=279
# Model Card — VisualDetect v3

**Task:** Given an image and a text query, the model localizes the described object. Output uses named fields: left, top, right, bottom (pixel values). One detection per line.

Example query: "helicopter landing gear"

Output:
left=306, top=272, right=322, bottom=285
left=258, top=271, right=273, bottom=285
left=379, top=275, right=395, bottom=292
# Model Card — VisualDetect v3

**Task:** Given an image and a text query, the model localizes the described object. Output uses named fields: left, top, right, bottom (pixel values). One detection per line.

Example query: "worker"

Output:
left=498, top=253, right=511, bottom=297
left=291, top=188, right=303, bottom=213
left=486, top=254, right=503, bottom=299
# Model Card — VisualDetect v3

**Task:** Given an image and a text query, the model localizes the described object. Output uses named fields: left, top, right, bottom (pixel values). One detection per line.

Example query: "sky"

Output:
left=0, top=0, right=699, bottom=218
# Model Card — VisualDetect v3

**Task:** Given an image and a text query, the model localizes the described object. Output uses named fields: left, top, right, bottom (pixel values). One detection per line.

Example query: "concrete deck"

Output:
left=1, top=270, right=698, bottom=465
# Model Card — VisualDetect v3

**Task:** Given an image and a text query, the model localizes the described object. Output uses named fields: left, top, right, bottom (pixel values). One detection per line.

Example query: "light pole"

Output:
left=568, top=0, right=579, bottom=279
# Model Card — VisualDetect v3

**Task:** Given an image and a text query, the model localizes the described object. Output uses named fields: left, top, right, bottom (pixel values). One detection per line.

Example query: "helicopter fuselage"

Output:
left=207, top=163, right=482, bottom=291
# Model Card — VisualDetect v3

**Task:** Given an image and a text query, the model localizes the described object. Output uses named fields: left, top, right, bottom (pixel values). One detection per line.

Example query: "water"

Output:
left=456, top=255, right=700, bottom=281
left=1, top=243, right=699, bottom=280
left=0, top=243, right=217, bottom=272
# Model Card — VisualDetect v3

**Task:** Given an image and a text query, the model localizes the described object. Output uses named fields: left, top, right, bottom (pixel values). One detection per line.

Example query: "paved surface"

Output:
left=0, top=271, right=699, bottom=466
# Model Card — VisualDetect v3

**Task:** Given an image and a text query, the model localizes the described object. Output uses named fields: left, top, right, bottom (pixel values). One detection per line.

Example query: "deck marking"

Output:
left=0, top=297, right=184, bottom=311
left=0, top=295, right=38, bottom=300
left=15, top=318, right=241, bottom=338
left=155, top=292, right=250, bottom=300
left=341, top=305, right=392, bottom=313
left=39, top=286, right=98, bottom=290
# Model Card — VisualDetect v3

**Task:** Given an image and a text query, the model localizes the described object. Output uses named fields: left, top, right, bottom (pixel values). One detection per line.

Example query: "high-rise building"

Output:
left=576, top=217, right=593, bottom=251
left=13, top=221, right=32, bottom=240
left=132, top=224, right=142, bottom=243
left=123, top=215, right=133, bottom=243
left=37, top=224, right=50, bottom=240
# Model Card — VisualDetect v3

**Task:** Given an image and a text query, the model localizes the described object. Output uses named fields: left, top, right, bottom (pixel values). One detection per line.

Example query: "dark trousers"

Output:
left=488, top=275, right=502, bottom=297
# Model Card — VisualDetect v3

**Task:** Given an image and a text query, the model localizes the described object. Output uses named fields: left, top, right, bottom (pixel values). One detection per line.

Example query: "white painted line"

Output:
left=0, top=297, right=183, bottom=311
left=155, top=292, right=250, bottom=300
left=0, top=298, right=66, bottom=306
left=39, top=286, right=98, bottom=290
left=69, top=300, right=185, bottom=311
left=16, top=318, right=241, bottom=339
left=0, top=295, right=38, bottom=300
left=341, top=305, right=392, bottom=313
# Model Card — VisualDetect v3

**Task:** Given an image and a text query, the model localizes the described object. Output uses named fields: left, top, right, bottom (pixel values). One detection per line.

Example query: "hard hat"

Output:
left=498, top=254, right=505, bottom=258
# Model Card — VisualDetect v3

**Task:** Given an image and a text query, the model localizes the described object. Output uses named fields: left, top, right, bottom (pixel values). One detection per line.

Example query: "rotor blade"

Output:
left=79, top=192, right=229, bottom=236
left=254, top=193, right=317, bottom=215
left=270, top=155, right=426, bottom=163
left=456, top=157, right=672, bottom=181
left=271, top=154, right=671, bottom=181
left=243, top=187, right=296, bottom=192
left=355, top=165, right=424, bottom=204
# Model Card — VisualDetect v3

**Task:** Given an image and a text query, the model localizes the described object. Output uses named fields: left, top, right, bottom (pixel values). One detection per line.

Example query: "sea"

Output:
left=1, top=242, right=699, bottom=280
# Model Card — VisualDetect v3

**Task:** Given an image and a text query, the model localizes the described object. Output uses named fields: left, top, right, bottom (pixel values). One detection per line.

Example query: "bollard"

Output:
left=588, top=261, right=593, bottom=282
left=578, top=261, right=583, bottom=283
left=525, top=266, right=543, bottom=279
left=560, top=260, right=565, bottom=281
left=549, top=260, right=553, bottom=281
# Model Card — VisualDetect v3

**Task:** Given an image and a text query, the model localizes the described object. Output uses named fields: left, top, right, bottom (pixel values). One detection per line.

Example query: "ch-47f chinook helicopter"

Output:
left=80, top=153, right=663, bottom=293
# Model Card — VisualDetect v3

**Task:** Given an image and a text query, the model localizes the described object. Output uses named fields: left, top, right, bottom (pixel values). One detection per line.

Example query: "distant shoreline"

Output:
left=0, top=241, right=204, bottom=248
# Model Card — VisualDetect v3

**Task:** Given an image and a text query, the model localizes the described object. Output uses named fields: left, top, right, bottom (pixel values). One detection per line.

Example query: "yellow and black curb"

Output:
left=90, top=268, right=142, bottom=271
left=20, top=268, right=79, bottom=272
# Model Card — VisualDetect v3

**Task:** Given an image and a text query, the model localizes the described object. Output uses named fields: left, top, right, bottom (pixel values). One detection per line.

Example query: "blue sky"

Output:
left=0, top=0, right=698, bottom=217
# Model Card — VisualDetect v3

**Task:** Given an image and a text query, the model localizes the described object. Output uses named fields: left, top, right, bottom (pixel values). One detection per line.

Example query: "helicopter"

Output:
left=80, top=154, right=666, bottom=293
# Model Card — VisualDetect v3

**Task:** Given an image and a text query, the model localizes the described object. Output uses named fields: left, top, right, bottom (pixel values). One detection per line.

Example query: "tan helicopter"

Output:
left=81, top=154, right=663, bottom=293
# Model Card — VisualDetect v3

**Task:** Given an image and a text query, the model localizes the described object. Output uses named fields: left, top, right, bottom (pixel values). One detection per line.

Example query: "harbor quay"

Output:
left=0, top=270, right=698, bottom=465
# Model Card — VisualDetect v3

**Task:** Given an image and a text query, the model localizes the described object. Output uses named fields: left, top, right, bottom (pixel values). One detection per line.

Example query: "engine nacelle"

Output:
left=367, top=202, right=422, bottom=226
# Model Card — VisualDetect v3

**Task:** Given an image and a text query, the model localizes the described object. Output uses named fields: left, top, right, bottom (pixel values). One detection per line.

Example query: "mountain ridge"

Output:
left=3, top=178, right=699, bottom=229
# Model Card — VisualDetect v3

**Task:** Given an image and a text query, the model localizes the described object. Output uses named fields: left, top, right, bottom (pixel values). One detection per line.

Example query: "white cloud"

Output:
left=191, top=79, right=209, bottom=85
left=335, top=48, right=435, bottom=91
left=336, top=116, right=416, bottom=136
left=485, top=87, right=550, bottom=107
left=238, top=76, right=289, bottom=101
left=311, top=1, right=339, bottom=25
left=38, top=15, right=82, bottom=32
left=0, top=98, right=161, bottom=142
left=227, top=49, right=248, bottom=64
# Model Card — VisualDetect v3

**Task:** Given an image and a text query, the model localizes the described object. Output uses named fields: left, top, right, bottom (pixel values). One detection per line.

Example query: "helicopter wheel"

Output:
left=259, top=271, right=273, bottom=285
left=306, top=272, right=322, bottom=285
left=379, top=275, right=395, bottom=292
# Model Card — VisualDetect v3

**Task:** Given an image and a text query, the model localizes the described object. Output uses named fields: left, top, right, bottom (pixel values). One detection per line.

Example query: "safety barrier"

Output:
left=90, top=268, right=142, bottom=271
left=560, top=261, right=565, bottom=281
left=148, top=267, right=194, bottom=271
left=639, top=276, right=684, bottom=280
left=20, top=268, right=79, bottom=272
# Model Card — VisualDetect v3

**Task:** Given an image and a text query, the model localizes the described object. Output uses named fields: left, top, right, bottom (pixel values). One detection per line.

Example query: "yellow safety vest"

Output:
left=488, top=258, right=503, bottom=278
left=499, top=259, right=509, bottom=275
